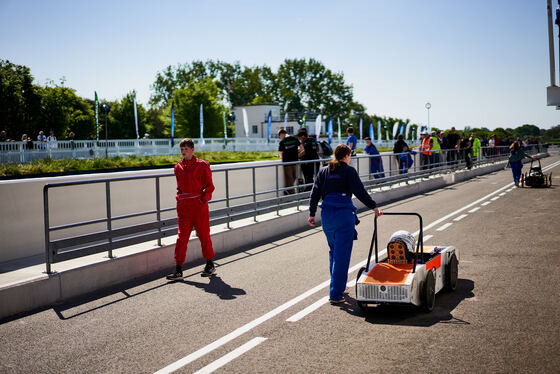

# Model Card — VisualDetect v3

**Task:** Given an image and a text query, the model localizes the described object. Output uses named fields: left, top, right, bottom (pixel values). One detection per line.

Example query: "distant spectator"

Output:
left=278, top=128, right=301, bottom=194
left=346, top=127, right=357, bottom=156
left=398, top=145, right=416, bottom=174
left=363, top=137, right=385, bottom=178
left=393, top=133, right=408, bottom=171
left=470, top=133, right=481, bottom=163
left=22, top=134, right=33, bottom=150
left=0, top=130, right=8, bottom=142
left=446, top=127, right=460, bottom=165
left=418, top=131, right=432, bottom=170
left=37, top=131, right=47, bottom=142
left=68, top=131, right=76, bottom=149
left=87, top=134, right=94, bottom=140
left=47, top=130, right=57, bottom=142
left=143, top=133, right=150, bottom=139
left=438, top=132, right=448, bottom=165
left=297, top=128, right=320, bottom=191
left=459, top=134, right=472, bottom=169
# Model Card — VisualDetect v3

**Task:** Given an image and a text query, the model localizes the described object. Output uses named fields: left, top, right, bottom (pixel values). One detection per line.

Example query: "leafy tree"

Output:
left=0, top=59, right=42, bottom=139
left=170, top=78, right=225, bottom=138
left=38, top=80, right=95, bottom=139
left=144, top=107, right=167, bottom=138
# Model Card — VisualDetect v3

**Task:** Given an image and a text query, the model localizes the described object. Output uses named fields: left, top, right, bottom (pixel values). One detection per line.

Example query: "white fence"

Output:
left=0, top=138, right=420, bottom=164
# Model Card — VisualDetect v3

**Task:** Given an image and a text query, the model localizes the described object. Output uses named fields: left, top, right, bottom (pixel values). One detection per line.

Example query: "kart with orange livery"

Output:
left=355, top=212, right=459, bottom=312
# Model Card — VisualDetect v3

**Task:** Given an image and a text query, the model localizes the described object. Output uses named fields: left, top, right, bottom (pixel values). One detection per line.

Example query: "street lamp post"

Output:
left=425, top=102, right=431, bottom=132
left=102, top=104, right=111, bottom=158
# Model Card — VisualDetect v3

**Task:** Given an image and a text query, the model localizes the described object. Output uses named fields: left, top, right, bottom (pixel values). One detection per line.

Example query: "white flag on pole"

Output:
left=200, top=104, right=205, bottom=145
left=314, top=114, right=322, bottom=137
left=243, top=108, right=249, bottom=138
left=133, top=94, right=139, bottom=139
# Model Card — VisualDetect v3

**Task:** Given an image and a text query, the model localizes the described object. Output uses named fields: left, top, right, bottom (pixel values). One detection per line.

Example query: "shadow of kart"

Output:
left=342, top=278, right=474, bottom=327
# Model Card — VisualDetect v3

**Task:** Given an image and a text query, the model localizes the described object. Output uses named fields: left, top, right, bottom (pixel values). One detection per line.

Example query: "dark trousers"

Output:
left=283, top=165, right=296, bottom=194
left=301, top=163, right=316, bottom=191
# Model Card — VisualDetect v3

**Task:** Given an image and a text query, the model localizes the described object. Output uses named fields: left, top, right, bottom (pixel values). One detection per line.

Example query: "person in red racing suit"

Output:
left=166, top=138, right=216, bottom=280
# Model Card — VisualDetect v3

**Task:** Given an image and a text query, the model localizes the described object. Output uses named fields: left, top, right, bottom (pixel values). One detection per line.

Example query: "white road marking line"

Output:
left=453, top=214, right=468, bottom=222
left=193, top=337, right=268, bottom=374
left=499, top=192, right=506, bottom=196
left=491, top=196, right=500, bottom=201
left=423, top=234, right=433, bottom=241
left=481, top=201, right=491, bottom=206
left=468, top=207, right=480, bottom=213
left=154, top=180, right=517, bottom=373
left=436, top=222, right=453, bottom=231
left=287, top=278, right=356, bottom=322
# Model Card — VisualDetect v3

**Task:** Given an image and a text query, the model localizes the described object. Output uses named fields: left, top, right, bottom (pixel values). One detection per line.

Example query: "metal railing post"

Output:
left=275, top=164, right=280, bottom=216
left=252, top=167, right=257, bottom=222
left=106, top=181, right=114, bottom=258
left=156, top=177, right=162, bottom=246
left=225, top=169, right=230, bottom=229
left=43, top=185, right=52, bottom=274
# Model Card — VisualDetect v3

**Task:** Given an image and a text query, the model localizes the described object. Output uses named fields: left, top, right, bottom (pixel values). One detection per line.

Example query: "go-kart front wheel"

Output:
left=445, top=254, right=458, bottom=292
left=422, top=271, right=435, bottom=312
left=356, top=267, right=367, bottom=311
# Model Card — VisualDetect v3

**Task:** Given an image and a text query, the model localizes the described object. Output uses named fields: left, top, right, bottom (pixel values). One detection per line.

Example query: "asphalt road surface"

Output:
left=2, top=155, right=560, bottom=374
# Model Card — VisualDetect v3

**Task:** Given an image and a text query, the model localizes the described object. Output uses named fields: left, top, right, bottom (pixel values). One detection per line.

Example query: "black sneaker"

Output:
left=166, top=265, right=183, bottom=281
left=201, top=260, right=216, bottom=277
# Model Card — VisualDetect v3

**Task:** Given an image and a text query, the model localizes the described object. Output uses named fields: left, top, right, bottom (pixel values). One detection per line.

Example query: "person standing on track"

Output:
left=166, top=138, right=216, bottom=280
left=308, top=144, right=382, bottom=304
left=508, top=139, right=534, bottom=187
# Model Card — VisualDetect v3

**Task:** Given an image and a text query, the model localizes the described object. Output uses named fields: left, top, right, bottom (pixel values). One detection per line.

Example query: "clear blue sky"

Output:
left=1, top=0, right=557, bottom=130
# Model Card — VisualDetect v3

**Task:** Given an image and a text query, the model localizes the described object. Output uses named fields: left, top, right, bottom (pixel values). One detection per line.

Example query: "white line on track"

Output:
left=499, top=192, right=506, bottom=196
left=491, top=196, right=500, bottom=201
left=156, top=170, right=555, bottom=373
left=453, top=214, right=468, bottom=222
left=436, top=222, right=453, bottom=231
left=193, top=337, right=268, bottom=374
left=481, top=201, right=491, bottom=206
left=468, top=207, right=481, bottom=213
left=423, top=234, right=433, bottom=241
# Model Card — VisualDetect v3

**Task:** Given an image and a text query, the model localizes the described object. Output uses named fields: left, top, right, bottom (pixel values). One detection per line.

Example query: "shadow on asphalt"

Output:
left=339, top=278, right=475, bottom=327
left=181, top=276, right=246, bottom=300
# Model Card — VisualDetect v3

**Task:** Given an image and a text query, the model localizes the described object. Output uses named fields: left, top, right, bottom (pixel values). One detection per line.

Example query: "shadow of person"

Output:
left=181, top=276, right=246, bottom=300
left=339, top=278, right=475, bottom=327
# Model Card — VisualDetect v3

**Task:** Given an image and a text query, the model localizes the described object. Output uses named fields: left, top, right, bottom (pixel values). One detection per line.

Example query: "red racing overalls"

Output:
left=173, top=155, right=215, bottom=266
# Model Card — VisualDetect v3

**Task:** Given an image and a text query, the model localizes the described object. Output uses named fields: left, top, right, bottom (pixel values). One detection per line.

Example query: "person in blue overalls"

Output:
left=308, top=144, right=383, bottom=304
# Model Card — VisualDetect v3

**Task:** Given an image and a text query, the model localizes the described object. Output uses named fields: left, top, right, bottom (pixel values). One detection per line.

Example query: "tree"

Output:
left=144, top=107, right=167, bottom=138
left=38, top=80, right=95, bottom=139
left=0, top=59, right=42, bottom=139
left=170, top=78, right=225, bottom=138
left=275, top=58, right=354, bottom=119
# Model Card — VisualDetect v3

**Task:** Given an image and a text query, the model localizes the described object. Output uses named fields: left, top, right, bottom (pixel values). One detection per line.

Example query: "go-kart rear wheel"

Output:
left=445, top=254, right=458, bottom=292
left=356, top=267, right=367, bottom=311
left=422, top=271, right=435, bottom=312
left=550, top=173, right=553, bottom=187
left=520, top=174, right=524, bottom=188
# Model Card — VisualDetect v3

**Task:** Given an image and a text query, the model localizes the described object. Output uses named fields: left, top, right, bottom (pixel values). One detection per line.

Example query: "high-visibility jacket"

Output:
left=431, top=136, right=441, bottom=153
left=470, top=137, right=481, bottom=157
left=420, top=137, right=432, bottom=155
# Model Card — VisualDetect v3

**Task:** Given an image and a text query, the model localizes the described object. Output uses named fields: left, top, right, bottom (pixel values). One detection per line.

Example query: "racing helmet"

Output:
left=387, top=230, right=416, bottom=264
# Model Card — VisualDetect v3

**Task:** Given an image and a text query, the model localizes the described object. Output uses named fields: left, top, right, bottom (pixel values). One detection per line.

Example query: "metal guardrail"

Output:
left=42, top=145, right=542, bottom=273
left=1, top=137, right=421, bottom=164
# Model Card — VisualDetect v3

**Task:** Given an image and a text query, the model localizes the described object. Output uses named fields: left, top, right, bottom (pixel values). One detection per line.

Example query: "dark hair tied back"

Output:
left=328, top=144, right=351, bottom=172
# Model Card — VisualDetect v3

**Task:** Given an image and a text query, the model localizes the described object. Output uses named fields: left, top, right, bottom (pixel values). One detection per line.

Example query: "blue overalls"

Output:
left=320, top=192, right=357, bottom=301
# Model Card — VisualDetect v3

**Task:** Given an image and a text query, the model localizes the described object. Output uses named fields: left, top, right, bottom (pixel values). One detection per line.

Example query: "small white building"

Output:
left=232, top=105, right=325, bottom=138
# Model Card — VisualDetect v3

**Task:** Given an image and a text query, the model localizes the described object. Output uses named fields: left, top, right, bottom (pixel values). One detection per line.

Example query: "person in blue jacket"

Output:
left=308, top=144, right=383, bottom=304
left=363, top=137, right=385, bottom=178
left=398, top=145, right=416, bottom=174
